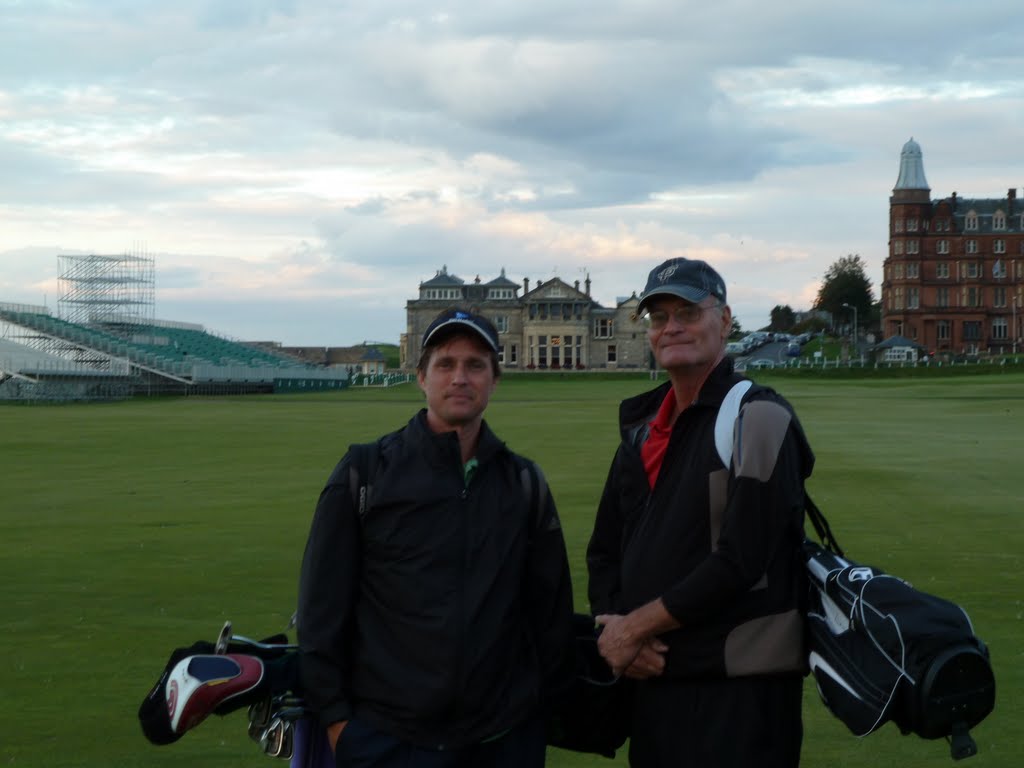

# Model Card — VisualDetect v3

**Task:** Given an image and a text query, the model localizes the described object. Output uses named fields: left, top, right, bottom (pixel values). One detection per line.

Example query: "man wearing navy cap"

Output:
left=298, top=307, right=575, bottom=767
left=587, top=258, right=815, bottom=767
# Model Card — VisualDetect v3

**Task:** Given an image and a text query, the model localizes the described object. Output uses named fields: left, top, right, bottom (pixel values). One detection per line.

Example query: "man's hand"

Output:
left=624, top=638, right=668, bottom=680
left=595, top=598, right=677, bottom=678
left=594, top=613, right=642, bottom=676
left=326, top=720, right=348, bottom=752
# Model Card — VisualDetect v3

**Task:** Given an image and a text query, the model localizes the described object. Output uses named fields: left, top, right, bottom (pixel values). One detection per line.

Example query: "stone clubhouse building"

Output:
left=400, top=266, right=650, bottom=372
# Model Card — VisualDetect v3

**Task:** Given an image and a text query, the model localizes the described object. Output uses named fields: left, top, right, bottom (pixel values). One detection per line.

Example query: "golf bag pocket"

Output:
left=804, top=540, right=995, bottom=756
left=546, top=614, right=631, bottom=758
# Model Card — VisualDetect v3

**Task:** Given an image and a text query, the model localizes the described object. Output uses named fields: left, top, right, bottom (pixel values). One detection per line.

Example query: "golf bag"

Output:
left=715, top=380, right=996, bottom=760
left=546, top=613, right=631, bottom=759
left=138, top=621, right=332, bottom=766
left=804, top=499, right=996, bottom=760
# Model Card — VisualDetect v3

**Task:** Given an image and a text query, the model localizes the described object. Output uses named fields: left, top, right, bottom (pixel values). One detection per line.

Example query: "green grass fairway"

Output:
left=2, top=372, right=1021, bottom=767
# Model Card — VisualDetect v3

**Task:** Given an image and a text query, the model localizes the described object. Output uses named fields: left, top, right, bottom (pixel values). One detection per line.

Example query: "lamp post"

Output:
left=842, top=302, right=858, bottom=353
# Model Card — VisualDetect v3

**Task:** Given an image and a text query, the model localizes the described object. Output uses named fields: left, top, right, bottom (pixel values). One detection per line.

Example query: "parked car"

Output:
left=748, top=358, right=775, bottom=369
left=786, top=342, right=801, bottom=357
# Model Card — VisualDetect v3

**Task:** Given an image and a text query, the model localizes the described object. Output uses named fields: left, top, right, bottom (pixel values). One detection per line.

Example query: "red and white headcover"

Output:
left=165, top=654, right=265, bottom=734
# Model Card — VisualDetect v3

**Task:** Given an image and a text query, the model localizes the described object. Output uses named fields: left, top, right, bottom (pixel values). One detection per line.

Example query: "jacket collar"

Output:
left=618, top=356, right=741, bottom=437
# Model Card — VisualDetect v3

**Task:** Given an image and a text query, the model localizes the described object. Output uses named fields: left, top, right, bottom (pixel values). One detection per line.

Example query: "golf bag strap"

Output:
left=805, top=494, right=843, bottom=556
left=517, top=457, right=549, bottom=532
left=714, top=378, right=843, bottom=557
left=714, top=379, right=752, bottom=469
left=348, top=440, right=381, bottom=518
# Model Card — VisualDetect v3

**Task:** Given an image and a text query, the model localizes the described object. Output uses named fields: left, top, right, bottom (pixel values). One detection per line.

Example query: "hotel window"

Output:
left=894, top=263, right=904, bottom=279
left=936, top=262, right=949, bottom=279
left=907, top=262, right=919, bottom=278
left=994, top=287, right=1007, bottom=307
left=893, top=241, right=904, bottom=255
left=993, top=317, right=1008, bottom=340
left=936, top=287, right=949, bottom=307
left=907, top=218, right=918, bottom=232
left=937, top=320, right=950, bottom=341
left=907, top=240, right=919, bottom=254
left=907, top=287, right=919, bottom=309
left=964, top=287, right=981, bottom=307
left=994, top=239, right=1006, bottom=254
left=894, top=218, right=904, bottom=233
left=994, top=211, right=1006, bottom=230
left=894, top=288, right=904, bottom=309
left=937, top=239, right=949, bottom=254
left=966, top=240, right=978, bottom=254
left=963, top=321, right=982, bottom=341
left=967, top=262, right=979, bottom=278
left=965, top=212, right=979, bottom=230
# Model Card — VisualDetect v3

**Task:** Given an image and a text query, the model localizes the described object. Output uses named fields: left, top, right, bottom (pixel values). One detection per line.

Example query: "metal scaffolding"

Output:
left=57, top=253, right=156, bottom=329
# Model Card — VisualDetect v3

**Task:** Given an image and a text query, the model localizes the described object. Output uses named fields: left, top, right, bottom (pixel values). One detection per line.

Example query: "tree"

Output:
left=814, top=255, right=874, bottom=329
left=729, top=316, right=743, bottom=339
left=769, top=305, right=796, bottom=332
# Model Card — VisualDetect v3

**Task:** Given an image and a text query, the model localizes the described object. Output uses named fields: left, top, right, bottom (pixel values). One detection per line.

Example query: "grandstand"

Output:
left=0, top=253, right=350, bottom=401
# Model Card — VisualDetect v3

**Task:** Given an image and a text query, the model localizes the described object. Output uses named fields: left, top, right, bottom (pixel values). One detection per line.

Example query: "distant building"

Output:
left=401, top=266, right=649, bottom=371
left=883, top=138, right=1024, bottom=354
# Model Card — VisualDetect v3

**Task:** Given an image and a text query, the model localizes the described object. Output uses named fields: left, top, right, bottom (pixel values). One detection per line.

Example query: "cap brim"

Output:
left=637, top=285, right=710, bottom=313
left=423, top=319, right=498, bottom=352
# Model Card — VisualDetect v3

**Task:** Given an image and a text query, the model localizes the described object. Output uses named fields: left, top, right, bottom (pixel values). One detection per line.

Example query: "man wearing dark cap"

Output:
left=587, top=258, right=815, bottom=767
left=298, top=307, right=575, bottom=767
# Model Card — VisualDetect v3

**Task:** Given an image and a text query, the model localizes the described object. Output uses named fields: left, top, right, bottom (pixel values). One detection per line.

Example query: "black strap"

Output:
left=348, top=441, right=381, bottom=517
left=518, top=458, right=548, bottom=533
left=805, top=493, right=843, bottom=556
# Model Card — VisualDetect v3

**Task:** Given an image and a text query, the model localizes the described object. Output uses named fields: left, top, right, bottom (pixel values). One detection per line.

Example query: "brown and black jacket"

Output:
left=587, top=357, right=815, bottom=679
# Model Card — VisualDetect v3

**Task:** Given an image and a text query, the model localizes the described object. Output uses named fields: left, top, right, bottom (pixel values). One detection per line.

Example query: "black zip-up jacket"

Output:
left=587, top=358, right=815, bottom=679
left=297, top=410, right=575, bottom=749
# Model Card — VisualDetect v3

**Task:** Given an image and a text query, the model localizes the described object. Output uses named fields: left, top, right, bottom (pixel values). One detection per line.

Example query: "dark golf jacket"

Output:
left=298, top=410, right=575, bottom=749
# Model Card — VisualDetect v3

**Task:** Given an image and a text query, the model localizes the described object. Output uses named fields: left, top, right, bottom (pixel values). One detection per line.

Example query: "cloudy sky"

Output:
left=2, top=1, right=1023, bottom=346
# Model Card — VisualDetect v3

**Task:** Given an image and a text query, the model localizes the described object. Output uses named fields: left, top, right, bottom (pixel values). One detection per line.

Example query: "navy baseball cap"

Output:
left=636, top=258, right=727, bottom=313
left=422, top=308, right=500, bottom=352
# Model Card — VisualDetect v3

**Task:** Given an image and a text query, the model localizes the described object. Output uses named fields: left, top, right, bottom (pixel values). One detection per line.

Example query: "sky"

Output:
left=3, top=1, right=1024, bottom=346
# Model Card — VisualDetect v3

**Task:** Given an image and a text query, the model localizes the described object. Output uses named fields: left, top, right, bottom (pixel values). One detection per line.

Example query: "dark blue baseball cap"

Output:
left=636, top=258, right=727, bottom=313
left=422, top=308, right=500, bottom=352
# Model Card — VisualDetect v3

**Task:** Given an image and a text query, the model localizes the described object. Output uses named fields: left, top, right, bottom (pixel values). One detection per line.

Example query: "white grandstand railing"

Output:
left=0, top=301, right=51, bottom=315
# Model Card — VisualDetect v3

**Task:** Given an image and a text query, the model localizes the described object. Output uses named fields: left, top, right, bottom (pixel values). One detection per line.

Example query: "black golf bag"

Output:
left=804, top=500, right=996, bottom=760
left=138, top=621, right=333, bottom=766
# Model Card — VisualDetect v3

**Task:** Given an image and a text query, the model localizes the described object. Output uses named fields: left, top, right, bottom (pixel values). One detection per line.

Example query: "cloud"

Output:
left=2, top=1, right=1024, bottom=345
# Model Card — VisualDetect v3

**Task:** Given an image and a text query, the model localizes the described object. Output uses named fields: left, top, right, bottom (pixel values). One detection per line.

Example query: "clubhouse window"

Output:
left=594, top=318, right=614, bottom=338
left=607, top=344, right=617, bottom=364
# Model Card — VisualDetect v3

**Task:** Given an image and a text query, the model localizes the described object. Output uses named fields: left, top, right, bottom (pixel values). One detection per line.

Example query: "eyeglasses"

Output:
left=642, top=303, right=721, bottom=330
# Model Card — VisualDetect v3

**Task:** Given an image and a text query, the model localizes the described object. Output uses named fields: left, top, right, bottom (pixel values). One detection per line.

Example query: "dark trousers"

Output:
left=334, top=715, right=547, bottom=768
left=628, top=674, right=803, bottom=768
